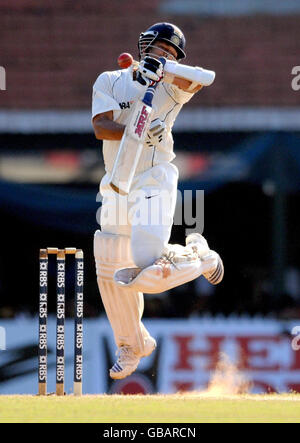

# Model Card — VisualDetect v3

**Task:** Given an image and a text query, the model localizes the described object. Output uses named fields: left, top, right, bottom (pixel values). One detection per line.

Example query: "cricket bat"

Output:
left=108, top=58, right=166, bottom=195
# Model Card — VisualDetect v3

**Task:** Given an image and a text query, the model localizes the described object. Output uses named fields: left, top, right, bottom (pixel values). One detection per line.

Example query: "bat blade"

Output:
left=108, top=100, right=152, bottom=195
left=108, top=59, right=166, bottom=195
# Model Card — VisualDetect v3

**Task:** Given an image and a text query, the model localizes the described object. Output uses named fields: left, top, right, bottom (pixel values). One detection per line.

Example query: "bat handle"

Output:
left=142, top=57, right=166, bottom=107
left=142, top=84, right=157, bottom=106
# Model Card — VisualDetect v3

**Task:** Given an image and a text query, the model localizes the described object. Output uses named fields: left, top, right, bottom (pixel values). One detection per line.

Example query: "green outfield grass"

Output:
left=0, top=394, right=300, bottom=423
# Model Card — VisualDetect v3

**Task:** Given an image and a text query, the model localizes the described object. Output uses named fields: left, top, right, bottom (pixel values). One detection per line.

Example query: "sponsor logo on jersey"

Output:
left=119, top=101, right=134, bottom=110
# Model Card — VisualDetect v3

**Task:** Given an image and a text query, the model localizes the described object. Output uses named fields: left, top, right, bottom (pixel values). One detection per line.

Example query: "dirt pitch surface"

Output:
left=0, top=393, right=300, bottom=423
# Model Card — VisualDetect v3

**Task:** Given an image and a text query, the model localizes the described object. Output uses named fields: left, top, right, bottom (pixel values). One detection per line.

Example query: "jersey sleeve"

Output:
left=92, top=72, right=121, bottom=119
left=166, top=83, right=194, bottom=105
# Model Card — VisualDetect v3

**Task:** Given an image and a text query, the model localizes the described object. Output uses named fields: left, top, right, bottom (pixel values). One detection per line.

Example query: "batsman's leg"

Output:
left=94, top=230, right=155, bottom=379
left=130, top=162, right=179, bottom=269
left=114, top=163, right=224, bottom=293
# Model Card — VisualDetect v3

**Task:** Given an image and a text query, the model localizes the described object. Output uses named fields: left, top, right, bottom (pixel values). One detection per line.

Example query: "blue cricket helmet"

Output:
left=138, top=22, right=186, bottom=60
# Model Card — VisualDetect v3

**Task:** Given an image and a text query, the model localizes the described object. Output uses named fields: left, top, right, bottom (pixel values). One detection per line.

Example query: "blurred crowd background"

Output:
left=1, top=0, right=300, bottom=320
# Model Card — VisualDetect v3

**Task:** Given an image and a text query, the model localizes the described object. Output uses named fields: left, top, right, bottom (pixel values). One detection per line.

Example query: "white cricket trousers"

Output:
left=99, top=162, right=178, bottom=268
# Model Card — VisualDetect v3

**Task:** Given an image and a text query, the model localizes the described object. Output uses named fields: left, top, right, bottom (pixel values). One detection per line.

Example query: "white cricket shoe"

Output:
left=110, top=346, right=140, bottom=380
left=186, top=233, right=224, bottom=285
left=110, top=337, right=156, bottom=380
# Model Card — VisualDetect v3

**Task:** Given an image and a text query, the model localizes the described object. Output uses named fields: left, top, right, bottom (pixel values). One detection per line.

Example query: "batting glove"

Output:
left=137, top=56, right=164, bottom=86
left=146, top=119, right=166, bottom=148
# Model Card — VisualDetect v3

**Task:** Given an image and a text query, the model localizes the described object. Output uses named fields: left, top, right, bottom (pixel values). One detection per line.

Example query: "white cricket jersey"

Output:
left=92, top=66, right=194, bottom=174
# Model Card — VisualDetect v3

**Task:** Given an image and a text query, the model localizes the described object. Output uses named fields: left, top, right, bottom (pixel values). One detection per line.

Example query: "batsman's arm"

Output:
left=134, top=58, right=214, bottom=93
left=92, top=111, right=125, bottom=140
left=171, top=77, right=203, bottom=93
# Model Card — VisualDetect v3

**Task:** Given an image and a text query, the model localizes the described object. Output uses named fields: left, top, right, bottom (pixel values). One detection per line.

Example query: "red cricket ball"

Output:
left=117, top=53, right=134, bottom=69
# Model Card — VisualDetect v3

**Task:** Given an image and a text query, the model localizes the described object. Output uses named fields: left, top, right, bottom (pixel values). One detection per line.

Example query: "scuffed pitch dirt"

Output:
left=176, top=352, right=251, bottom=398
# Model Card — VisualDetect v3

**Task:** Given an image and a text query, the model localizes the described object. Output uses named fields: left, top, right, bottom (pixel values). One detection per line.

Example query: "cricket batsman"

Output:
left=92, top=23, right=224, bottom=379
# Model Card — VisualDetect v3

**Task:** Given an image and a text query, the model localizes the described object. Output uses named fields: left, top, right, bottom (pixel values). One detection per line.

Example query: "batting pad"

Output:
left=94, top=230, right=150, bottom=355
left=114, top=243, right=218, bottom=294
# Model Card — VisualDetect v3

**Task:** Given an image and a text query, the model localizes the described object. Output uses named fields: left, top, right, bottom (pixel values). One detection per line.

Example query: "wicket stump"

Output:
left=38, top=247, right=84, bottom=396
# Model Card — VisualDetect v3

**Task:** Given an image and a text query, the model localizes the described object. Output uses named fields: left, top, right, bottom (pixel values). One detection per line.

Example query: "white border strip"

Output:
left=160, top=0, right=300, bottom=16
left=1, top=108, right=300, bottom=133
left=174, top=107, right=300, bottom=131
left=0, top=110, right=92, bottom=134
